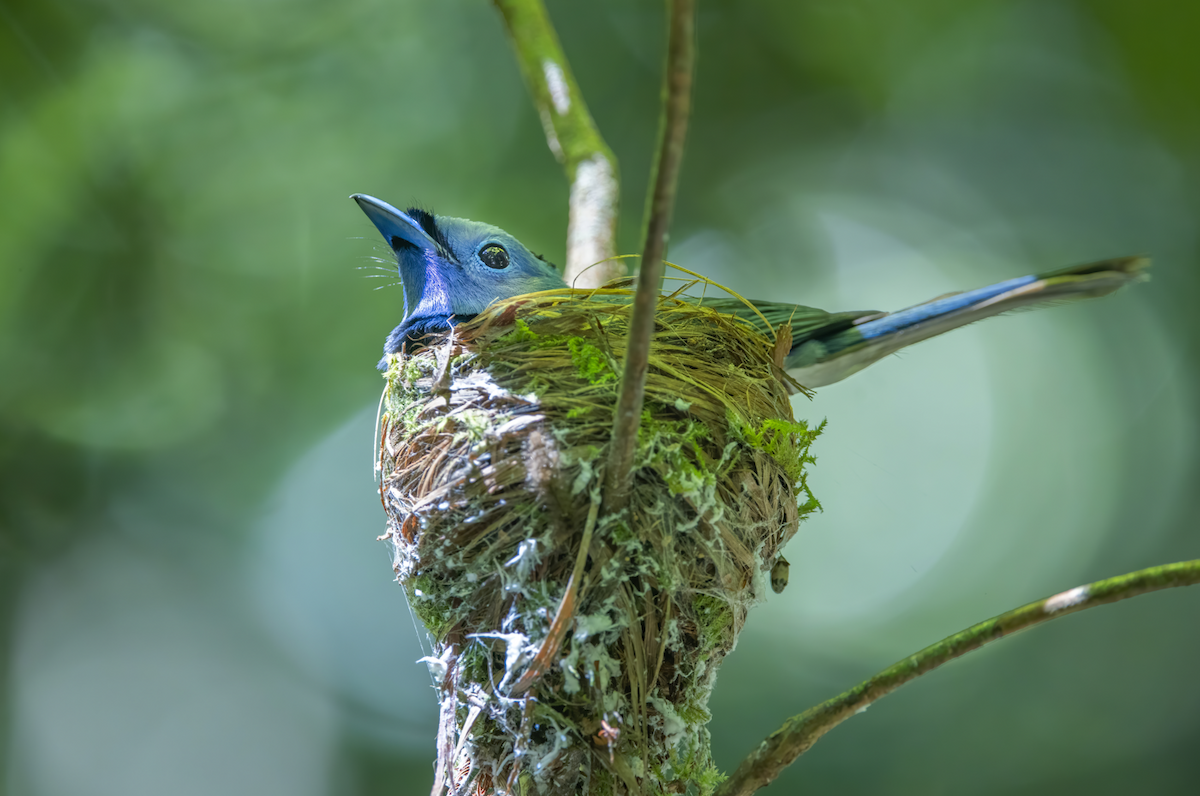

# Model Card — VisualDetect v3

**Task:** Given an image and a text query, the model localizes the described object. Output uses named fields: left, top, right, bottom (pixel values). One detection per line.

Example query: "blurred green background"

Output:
left=2, top=1, right=1197, bottom=793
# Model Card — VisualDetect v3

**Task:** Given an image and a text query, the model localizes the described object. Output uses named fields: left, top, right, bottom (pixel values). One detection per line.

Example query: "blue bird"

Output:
left=354, top=194, right=1147, bottom=386
left=354, top=194, right=565, bottom=368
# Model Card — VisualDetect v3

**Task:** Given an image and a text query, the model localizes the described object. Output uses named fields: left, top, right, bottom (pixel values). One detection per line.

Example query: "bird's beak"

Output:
left=351, top=194, right=441, bottom=253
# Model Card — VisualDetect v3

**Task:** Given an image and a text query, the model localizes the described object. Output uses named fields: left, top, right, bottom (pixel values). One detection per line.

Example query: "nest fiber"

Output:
left=378, top=284, right=821, bottom=795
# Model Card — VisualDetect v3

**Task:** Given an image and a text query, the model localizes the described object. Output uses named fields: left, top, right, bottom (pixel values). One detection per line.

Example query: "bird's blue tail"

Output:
left=785, top=256, right=1149, bottom=388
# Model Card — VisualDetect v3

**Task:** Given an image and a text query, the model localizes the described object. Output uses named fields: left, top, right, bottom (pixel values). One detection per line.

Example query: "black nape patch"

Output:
left=405, top=206, right=454, bottom=257
left=533, top=252, right=561, bottom=271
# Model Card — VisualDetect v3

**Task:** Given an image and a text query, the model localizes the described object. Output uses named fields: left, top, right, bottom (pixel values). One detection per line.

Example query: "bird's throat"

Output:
left=399, top=250, right=454, bottom=322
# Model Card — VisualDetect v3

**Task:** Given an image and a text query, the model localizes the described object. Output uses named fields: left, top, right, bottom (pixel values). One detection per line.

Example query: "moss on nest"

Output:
left=377, top=282, right=821, bottom=795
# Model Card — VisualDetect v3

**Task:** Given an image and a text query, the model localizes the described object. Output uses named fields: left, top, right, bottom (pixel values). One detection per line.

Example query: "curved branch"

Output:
left=492, top=0, right=621, bottom=288
left=603, top=0, right=696, bottom=512
left=716, top=559, right=1200, bottom=796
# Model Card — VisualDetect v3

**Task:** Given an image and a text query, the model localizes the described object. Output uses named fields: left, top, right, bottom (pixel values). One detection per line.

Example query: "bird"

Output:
left=353, top=193, right=1148, bottom=386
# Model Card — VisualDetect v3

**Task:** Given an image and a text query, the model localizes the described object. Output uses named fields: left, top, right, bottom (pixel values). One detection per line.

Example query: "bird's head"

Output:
left=353, top=194, right=566, bottom=331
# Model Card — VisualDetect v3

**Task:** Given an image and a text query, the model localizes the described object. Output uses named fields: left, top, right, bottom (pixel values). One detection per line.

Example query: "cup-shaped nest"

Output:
left=378, top=283, right=821, bottom=796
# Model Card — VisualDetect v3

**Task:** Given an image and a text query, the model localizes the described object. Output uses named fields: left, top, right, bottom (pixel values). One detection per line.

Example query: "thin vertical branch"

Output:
left=492, top=0, right=622, bottom=288
left=639, top=0, right=697, bottom=286
left=715, top=559, right=1200, bottom=796
left=603, top=0, right=696, bottom=512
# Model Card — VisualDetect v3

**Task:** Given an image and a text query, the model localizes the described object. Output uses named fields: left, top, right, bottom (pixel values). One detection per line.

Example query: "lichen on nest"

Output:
left=377, top=281, right=822, bottom=795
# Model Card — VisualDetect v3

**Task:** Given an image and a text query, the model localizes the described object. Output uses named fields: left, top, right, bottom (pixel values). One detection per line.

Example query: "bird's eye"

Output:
left=479, top=244, right=510, bottom=270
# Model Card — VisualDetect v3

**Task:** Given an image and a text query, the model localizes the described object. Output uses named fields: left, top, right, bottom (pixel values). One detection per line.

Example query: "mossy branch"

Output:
left=604, top=0, right=696, bottom=513
left=716, top=559, right=1200, bottom=796
left=492, top=0, right=622, bottom=288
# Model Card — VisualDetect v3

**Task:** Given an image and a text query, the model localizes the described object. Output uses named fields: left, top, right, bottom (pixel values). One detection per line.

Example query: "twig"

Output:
left=508, top=496, right=601, bottom=696
left=639, top=0, right=697, bottom=289
left=492, top=0, right=621, bottom=288
left=603, top=0, right=696, bottom=513
left=716, top=559, right=1200, bottom=796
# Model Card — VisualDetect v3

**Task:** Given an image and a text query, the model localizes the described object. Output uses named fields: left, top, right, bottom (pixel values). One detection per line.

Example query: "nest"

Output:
left=377, top=282, right=821, bottom=795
